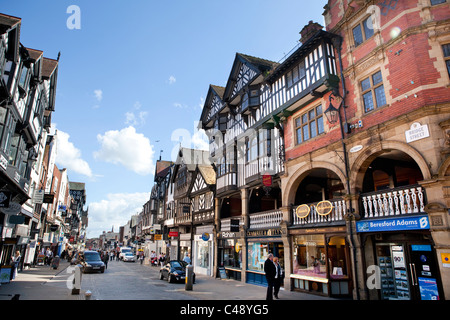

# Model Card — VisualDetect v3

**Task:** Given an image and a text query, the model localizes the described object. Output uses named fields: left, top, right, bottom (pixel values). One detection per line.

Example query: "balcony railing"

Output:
left=217, top=172, right=237, bottom=191
left=360, top=185, right=426, bottom=219
left=292, top=199, right=346, bottom=226
left=220, top=216, right=243, bottom=232
left=249, top=209, right=283, bottom=230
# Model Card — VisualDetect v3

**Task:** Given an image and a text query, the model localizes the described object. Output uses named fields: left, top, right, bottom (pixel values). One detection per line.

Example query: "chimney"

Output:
left=299, top=21, right=323, bottom=44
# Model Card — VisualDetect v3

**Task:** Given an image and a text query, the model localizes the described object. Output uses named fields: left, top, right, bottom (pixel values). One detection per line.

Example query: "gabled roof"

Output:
left=42, top=57, right=58, bottom=79
left=198, top=165, right=216, bottom=185
left=199, top=84, right=225, bottom=126
left=223, top=53, right=278, bottom=103
left=265, top=29, right=339, bottom=84
left=0, top=13, right=21, bottom=33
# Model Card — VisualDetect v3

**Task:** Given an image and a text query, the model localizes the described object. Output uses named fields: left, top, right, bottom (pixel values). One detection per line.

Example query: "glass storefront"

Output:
left=293, top=235, right=326, bottom=279
left=291, top=234, right=350, bottom=296
left=246, top=240, right=284, bottom=285
left=196, top=240, right=210, bottom=269
left=247, top=241, right=284, bottom=272
left=220, top=239, right=241, bottom=268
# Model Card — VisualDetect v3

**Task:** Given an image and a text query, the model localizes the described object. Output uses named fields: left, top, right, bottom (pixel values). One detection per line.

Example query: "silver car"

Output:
left=123, top=252, right=136, bottom=262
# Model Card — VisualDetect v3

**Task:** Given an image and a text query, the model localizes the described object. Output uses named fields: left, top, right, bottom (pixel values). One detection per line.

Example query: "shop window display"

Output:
left=248, top=242, right=284, bottom=272
left=327, top=236, right=348, bottom=279
left=221, top=239, right=241, bottom=268
left=293, top=235, right=326, bottom=278
left=196, top=241, right=210, bottom=269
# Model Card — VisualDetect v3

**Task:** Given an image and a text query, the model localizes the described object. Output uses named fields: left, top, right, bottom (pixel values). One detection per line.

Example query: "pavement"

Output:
left=0, top=259, right=84, bottom=301
left=0, top=258, right=338, bottom=301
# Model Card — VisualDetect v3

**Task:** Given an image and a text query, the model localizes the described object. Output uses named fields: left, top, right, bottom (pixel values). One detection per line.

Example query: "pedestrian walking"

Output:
left=273, top=256, right=284, bottom=299
left=183, top=252, right=191, bottom=265
left=139, top=251, right=144, bottom=265
left=11, top=251, right=21, bottom=280
left=264, top=253, right=276, bottom=300
left=159, top=253, right=166, bottom=267
left=102, top=251, right=109, bottom=269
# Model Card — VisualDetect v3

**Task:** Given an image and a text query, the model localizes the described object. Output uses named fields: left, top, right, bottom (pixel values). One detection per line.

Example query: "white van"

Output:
left=119, top=247, right=132, bottom=260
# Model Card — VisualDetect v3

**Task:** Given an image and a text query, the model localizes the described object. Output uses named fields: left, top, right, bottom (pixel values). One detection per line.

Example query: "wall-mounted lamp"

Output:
left=324, top=95, right=339, bottom=124
left=324, top=94, right=351, bottom=133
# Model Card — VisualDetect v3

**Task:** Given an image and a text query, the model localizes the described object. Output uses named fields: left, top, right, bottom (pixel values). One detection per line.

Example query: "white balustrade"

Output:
left=360, top=185, right=426, bottom=218
left=292, top=199, right=346, bottom=226
left=249, top=209, right=283, bottom=229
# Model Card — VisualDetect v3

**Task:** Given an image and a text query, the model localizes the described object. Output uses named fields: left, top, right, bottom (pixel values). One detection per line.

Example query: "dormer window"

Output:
left=219, top=114, right=228, bottom=132
left=241, top=87, right=260, bottom=113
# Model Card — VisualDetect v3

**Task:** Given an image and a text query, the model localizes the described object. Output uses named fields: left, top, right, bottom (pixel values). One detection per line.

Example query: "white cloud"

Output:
left=125, top=101, right=148, bottom=126
left=94, top=89, right=103, bottom=102
left=168, top=75, right=176, bottom=84
left=174, top=102, right=187, bottom=108
left=93, top=126, right=155, bottom=175
left=55, top=129, right=93, bottom=177
left=86, top=192, right=150, bottom=238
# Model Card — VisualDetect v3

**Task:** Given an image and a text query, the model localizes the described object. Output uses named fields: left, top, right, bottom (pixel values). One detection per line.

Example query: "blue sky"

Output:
left=2, top=1, right=326, bottom=238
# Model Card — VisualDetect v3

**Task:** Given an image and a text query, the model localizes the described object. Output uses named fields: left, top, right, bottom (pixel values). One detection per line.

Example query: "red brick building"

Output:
left=280, top=0, right=450, bottom=300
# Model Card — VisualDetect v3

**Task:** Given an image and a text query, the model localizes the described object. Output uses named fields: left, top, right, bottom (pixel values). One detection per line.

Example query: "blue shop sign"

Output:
left=356, top=215, right=429, bottom=233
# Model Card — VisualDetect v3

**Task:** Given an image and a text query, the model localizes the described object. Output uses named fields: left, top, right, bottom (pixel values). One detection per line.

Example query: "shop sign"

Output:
left=201, top=232, right=210, bottom=241
left=295, top=204, right=310, bottom=219
left=169, top=231, right=179, bottom=237
left=154, top=234, right=162, bottom=240
left=246, top=228, right=281, bottom=237
left=316, top=200, right=333, bottom=216
left=0, top=202, right=21, bottom=215
left=230, top=219, right=240, bottom=232
left=441, top=253, right=450, bottom=268
left=8, top=215, right=25, bottom=224
left=405, top=122, right=429, bottom=143
left=356, top=215, right=430, bottom=233
left=220, top=232, right=236, bottom=238
left=262, top=174, right=272, bottom=187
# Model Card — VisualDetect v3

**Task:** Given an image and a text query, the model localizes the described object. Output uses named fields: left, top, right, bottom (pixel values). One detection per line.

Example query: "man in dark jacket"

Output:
left=264, top=253, right=276, bottom=300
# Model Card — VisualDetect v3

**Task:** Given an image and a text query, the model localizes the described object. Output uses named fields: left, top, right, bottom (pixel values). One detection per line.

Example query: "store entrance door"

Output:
left=409, top=244, right=441, bottom=300
left=375, top=241, right=442, bottom=300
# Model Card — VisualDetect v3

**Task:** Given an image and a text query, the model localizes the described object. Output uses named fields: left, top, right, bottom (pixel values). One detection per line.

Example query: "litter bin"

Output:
left=185, top=265, right=194, bottom=291
left=51, top=256, right=60, bottom=269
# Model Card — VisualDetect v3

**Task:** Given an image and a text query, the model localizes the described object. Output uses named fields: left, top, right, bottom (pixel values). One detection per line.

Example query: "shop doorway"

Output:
left=375, top=240, right=442, bottom=300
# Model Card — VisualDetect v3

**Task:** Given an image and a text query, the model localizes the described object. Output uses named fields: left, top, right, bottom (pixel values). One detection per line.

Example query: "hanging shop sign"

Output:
left=316, top=200, right=333, bottom=216
left=356, top=215, right=430, bottom=233
left=230, top=219, right=240, bottom=232
left=0, top=202, right=21, bottom=215
left=262, top=174, right=272, bottom=187
left=295, top=204, right=310, bottom=219
left=201, top=232, right=210, bottom=241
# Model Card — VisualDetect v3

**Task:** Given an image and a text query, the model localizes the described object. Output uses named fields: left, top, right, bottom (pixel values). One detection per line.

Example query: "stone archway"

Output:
left=282, top=161, right=346, bottom=207
left=350, top=140, right=431, bottom=195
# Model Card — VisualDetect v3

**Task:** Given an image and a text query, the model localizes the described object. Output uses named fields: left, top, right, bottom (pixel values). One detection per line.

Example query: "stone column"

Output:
left=240, top=188, right=249, bottom=283
left=213, top=197, right=220, bottom=278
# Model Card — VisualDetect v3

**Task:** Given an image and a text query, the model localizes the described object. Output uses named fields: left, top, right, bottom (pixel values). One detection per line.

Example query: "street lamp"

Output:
left=324, top=95, right=339, bottom=124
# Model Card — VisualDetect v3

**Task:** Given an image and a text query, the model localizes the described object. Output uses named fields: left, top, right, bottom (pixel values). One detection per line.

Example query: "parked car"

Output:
left=80, top=250, right=105, bottom=273
left=123, top=252, right=135, bottom=262
left=159, top=260, right=195, bottom=283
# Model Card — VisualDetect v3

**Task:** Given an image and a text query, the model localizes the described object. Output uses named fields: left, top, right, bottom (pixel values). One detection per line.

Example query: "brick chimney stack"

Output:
left=299, top=21, right=323, bottom=43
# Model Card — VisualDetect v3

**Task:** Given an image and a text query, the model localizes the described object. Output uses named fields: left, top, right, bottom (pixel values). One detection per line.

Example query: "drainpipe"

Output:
left=332, top=35, right=360, bottom=300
